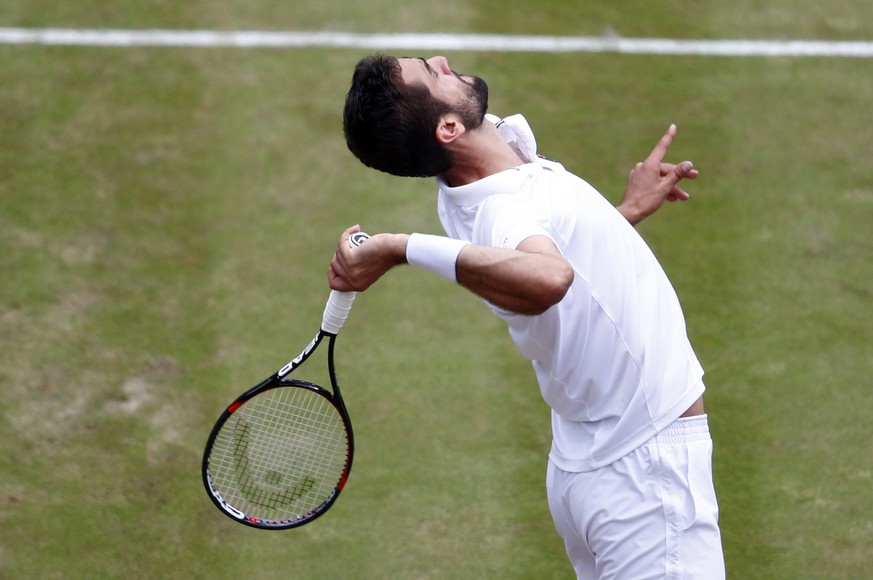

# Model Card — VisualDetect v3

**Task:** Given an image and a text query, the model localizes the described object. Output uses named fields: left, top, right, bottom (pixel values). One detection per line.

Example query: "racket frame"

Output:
left=202, top=232, right=366, bottom=530
left=202, top=329, right=354, bottom=530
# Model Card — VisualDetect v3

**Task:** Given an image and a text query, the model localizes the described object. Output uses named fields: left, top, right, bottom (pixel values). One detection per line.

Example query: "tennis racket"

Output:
left=202, top=231, right=368, bottom=530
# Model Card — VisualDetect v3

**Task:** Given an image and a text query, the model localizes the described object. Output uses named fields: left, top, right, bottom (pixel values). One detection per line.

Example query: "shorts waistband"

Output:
left=653, top=414, right=711, bottom=446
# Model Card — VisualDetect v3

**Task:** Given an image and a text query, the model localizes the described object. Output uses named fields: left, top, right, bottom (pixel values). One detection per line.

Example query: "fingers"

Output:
left=666, top=163, right=693, bottom=201
left=636, top=123, right=695, bottom=179
left=621, top=125, right=696, bottom=221
left=338, top=224, right=362, bottom=249
left=329, top=225, right=363, bottom=291
left=327, top=258, right=348, bottom=291
left=671, top=187, right=691, bottom=201
left=657, top=161, right=697, bottom=181
left=672, top=161, right=695, bottom=180
left=336, top=224, right=363, bottom=264
left=646, top=123, right=677, bottom=164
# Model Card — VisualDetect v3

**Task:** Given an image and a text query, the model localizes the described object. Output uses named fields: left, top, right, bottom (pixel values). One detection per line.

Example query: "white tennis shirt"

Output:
left=436, top=114, right=705, bottom=471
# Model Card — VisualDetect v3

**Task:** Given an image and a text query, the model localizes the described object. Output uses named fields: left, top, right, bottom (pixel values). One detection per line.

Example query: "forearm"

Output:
left=405, top=233, right=573, bottom=315
left=330, top=229, right=573, bottom=315
left=455, top=244, right=572, bottom=315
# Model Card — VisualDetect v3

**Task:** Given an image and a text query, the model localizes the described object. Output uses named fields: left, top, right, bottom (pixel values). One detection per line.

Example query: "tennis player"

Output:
left=331, top=54, right=725, bottom=578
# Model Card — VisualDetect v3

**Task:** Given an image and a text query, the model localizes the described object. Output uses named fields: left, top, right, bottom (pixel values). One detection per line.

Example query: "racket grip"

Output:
left=322, top=290, right=356, bottom=334
left=322, top=231, right=369, bottom=334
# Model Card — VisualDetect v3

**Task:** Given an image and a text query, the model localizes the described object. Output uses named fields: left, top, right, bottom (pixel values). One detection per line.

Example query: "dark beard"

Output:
left=457, top=75, right=489, bottom=130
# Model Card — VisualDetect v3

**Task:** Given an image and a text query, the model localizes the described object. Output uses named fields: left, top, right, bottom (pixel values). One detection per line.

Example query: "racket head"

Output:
left=202, top=379, right=354, bottom=530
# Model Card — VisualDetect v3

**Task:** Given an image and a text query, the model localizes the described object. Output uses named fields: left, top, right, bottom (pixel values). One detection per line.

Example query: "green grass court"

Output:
left=1, top=1, right=871, bottom=578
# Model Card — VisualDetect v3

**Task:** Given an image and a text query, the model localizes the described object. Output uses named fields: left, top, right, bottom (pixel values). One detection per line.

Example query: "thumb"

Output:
left=674, top=161, right=694, bottom=180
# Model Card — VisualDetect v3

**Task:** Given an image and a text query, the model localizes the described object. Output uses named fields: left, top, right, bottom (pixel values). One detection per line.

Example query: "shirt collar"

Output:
left=437, top=113, right=538, bottom=207
left=437, top=166, right=529, bottom=206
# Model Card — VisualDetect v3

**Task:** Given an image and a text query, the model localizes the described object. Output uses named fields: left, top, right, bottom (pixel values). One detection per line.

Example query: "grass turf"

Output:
left=1, top=3, right=872, bottom=578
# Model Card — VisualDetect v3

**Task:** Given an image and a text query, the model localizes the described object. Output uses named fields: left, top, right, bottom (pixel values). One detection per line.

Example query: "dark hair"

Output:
left=343, top=55, right=453, bottom=177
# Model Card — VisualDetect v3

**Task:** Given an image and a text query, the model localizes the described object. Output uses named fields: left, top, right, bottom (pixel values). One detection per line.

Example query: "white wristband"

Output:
left=406, top=233, right=470, bottom=283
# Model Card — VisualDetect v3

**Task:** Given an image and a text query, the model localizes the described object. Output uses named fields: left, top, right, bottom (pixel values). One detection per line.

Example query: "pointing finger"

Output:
left=646, top=124, right=677, bottom=165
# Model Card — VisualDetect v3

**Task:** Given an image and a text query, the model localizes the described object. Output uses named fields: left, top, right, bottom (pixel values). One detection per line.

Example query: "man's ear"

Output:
left=435, top=113, right=466, bottom=145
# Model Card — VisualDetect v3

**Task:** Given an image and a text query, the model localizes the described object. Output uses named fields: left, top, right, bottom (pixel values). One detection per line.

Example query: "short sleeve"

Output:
left=472, top=194, right=553, bottom=250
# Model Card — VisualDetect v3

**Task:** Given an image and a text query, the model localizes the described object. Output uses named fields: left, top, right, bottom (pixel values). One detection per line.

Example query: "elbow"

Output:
left=545, top=263, right=574, bottom=309
left=526, top=262, right=574, bottom=315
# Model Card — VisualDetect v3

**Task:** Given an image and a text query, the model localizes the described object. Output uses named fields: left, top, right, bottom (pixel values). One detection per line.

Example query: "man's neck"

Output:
left=438, top=122, right=526, bottom=187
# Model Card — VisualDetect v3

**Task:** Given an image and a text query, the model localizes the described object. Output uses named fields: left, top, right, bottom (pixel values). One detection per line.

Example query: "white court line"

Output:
left=1, top=27, right=872, bottom=57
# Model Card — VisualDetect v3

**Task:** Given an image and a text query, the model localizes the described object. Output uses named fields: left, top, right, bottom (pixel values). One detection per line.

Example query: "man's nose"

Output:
left=427, top=56, right=452, bottom=75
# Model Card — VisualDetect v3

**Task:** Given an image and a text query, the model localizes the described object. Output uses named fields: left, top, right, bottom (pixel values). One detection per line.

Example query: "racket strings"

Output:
left=208, top=386, right=349, bottom=523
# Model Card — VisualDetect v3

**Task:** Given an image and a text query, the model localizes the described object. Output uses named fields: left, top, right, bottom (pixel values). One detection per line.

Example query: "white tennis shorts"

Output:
left=546, top=415, right=725, bottom=579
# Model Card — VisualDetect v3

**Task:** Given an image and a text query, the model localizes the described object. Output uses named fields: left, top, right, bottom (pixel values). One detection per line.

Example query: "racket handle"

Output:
left=321, top=232, right=369, bottom=334
left=322, top=290, right=356, bottom=334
